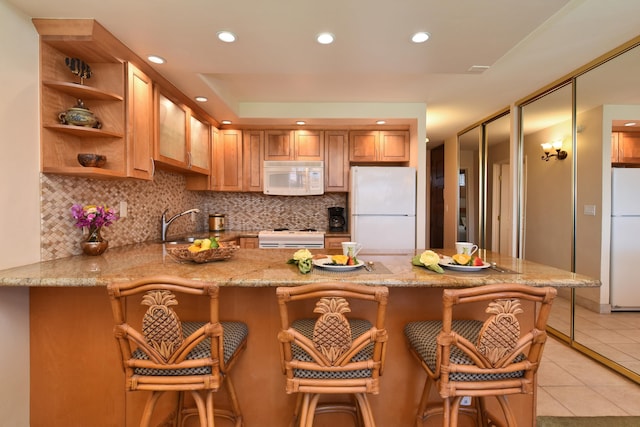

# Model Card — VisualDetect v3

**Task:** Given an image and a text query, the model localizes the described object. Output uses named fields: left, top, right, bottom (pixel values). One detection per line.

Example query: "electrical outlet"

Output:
left=119, top=201, right=128, bottom=218
left=461, top=396, right=472, bottom=406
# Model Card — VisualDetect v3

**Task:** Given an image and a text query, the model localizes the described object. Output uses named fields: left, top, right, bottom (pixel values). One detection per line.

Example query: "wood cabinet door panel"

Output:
left=213, top=129, right=242, bottom=191
left=239, top=237, right=259, bottom=248
left=264, top=130, right=294, bottom=160
left=294, top=130, right=324, bottom=160
left=325, top=130, right=349, bottom=191
left=126, top=63, right=153, bottom=180
left=243, top=130, right=264, bottom=191
left=379, top=131, right=410, bottom=162
left=156, top=92, right=187, bottom=165
left=618, top=132, right=640, bottom=164
left=349, top=131, right=378, bottom=162
left=325, top=236, right=350, bottom=249
left=612, top=132, right=619, bottom=163
left=189, top=114, right=210, bottom=173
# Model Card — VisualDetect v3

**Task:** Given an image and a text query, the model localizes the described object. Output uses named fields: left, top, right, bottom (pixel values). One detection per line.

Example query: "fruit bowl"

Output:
left=166, top=241, right=239, bottom=263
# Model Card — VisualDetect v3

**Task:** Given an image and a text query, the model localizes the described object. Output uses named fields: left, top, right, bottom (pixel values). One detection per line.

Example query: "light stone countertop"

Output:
left=0, top=242, right=601, bottom=289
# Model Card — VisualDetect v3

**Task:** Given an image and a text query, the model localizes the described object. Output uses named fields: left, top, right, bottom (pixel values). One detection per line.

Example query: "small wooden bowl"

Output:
left=77, top=153, right=107, bottom=168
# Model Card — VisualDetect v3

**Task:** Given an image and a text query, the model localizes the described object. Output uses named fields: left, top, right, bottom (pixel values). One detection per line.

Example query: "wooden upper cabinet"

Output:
left=264, top=130, right=324, bottom=161
left=294, top=130, right=324, bottom=160
left=349, top=130, right=410, bottom=163
left=35, top=19, right=213, bottom=181
left=243, top=130, right=264, bottom=192
left=379, top=130, right=410, bottom=162
left=155, top=89, right=188, bottom=169
left=264, top=130, right=295, bottom=160
left=154, top=88, right=210, bottom=175
left=188, top=113, right=211, bottom=174
left=325, top=130, right=349, bottom=192
left=212, top=129, right=243, bottom=191
left=126, top=63, right=153, bottom=180
left=616, top=132, right=640, bottom=164
left=349, top=131, right=378, bottom=162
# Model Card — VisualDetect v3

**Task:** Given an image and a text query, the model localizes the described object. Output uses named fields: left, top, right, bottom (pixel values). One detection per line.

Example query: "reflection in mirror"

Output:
left=574, top=43, right=640, bottom=379
left=458, top=170, right=468, bottom=241
left=458, top=127, right=481, bottom=246
left=484, top=113, right=512, bottom=255
left=520, top=83, right=573, bottom=338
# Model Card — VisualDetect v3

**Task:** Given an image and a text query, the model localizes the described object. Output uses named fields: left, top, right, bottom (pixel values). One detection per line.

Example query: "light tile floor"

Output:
left=538, top=336, right=640, bottom=416
left=548, top=296, right=640, bottom=373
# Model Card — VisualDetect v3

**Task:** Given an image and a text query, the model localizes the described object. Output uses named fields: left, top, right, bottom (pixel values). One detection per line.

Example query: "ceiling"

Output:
left=8, top=0, right=640, bottom=144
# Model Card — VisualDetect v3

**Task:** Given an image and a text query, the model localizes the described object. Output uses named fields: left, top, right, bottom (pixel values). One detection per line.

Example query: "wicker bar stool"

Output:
left=276, top=282, right=389, bottom=427
left=404, top=284, right=557, bottom=427
left=107, top=275, right=248, bottom=427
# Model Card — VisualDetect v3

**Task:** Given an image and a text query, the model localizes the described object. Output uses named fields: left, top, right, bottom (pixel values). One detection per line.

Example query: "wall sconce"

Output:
left=541, top=140, right=567, bottom=161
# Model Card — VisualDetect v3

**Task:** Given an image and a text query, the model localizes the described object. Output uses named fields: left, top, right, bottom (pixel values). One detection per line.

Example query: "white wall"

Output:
left=0, top=1, right=41, bottom=425
left=0, top=2, right=40, bottom=266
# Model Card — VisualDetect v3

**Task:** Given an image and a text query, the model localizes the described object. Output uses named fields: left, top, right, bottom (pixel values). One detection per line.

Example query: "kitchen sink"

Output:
left=161, top=236, right=205, bottom=245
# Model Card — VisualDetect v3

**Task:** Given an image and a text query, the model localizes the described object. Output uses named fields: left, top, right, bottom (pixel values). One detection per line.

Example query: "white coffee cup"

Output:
left=455, top=242, right=478, bottom=256
left=342, top=241, right=363, bottom=257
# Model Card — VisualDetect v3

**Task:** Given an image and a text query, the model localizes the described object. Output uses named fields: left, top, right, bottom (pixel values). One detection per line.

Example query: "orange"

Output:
left=452, top=253, right=471, bottom=265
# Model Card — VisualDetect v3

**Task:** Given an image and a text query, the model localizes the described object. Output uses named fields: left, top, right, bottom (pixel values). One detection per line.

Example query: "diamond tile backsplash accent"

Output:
left=41, top=171, right=347, bottom=260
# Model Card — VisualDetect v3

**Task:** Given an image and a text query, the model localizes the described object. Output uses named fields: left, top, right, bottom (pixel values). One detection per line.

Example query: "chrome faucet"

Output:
left=161, top=208, right=201, bottom=242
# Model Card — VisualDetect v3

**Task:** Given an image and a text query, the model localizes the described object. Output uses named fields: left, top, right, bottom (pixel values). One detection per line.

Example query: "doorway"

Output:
left=430, top=145, right=444, bottom=248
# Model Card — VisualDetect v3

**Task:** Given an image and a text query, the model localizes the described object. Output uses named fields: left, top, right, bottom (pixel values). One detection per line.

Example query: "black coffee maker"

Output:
left=328, top=207, right=346, bottom=231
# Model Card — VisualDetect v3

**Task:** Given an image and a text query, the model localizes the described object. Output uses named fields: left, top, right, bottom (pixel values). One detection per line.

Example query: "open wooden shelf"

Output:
left=43, top=80, right=124, bottom=101
left=42, top=166, right=125, bottom=178
left=44, top=124, right=123, bottom=138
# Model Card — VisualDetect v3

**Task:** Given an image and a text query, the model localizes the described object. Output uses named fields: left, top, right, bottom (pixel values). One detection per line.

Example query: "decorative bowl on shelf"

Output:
left=166, top=241, right=239, bottom=263
left=58, top=99, right=101, bottom=128
left=77, top=153, right=107, bottom=168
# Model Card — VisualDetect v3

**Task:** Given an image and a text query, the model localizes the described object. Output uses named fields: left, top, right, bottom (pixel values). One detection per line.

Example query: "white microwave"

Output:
left=263, top=160, right=324, bottom=196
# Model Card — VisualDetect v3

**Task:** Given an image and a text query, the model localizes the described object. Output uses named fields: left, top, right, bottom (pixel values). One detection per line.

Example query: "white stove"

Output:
left=258, top=229, right=325, bottom=249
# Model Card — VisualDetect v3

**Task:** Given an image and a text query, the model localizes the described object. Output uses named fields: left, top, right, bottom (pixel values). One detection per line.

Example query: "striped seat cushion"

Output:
left=404, top=320, right=525, bottom=382
left=133, top=321, right=248, bottom=376
left=290, top=318, right=374, bottom=380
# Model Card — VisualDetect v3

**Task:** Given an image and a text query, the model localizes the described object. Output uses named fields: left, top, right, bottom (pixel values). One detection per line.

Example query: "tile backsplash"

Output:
left=41, top=171, right=347, bottom=260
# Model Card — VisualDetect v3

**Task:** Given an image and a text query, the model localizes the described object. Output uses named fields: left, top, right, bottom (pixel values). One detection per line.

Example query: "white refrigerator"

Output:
left=611, top=168, right=640, bottom=310
left=350, top=166, right=416, bottom=252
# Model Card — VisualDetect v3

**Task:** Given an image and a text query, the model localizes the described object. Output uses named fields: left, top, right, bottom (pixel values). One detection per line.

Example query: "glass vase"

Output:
left=81, top=226, right=109, bottom=256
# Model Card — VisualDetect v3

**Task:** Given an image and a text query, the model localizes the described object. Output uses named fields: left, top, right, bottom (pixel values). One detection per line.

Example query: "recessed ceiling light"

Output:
left=217, top=31, right=237, bottom=43
left=316, top=32, right=335, bottom=45
left=376, top=120, right=386, bottom=125
left=221, top=120, right=232, bottom=125
left=296, top=121, right=306, bottom=125
left=147, top=55, right=166, bottom=64
left=624, top=122, right=637, bottom=127
left=411, top=32, right=430, bottom=43
left=195, top=96, right=208, bottom=102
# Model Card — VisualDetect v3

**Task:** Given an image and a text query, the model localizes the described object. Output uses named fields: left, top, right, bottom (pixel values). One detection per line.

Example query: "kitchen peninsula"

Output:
left=0, top=244, right=599, bottom=427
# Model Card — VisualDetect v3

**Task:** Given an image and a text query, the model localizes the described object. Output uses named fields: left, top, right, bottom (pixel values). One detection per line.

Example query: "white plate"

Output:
left=313, top=257, right=365, bottom=271
left=438, top=256, right=491, bottom=272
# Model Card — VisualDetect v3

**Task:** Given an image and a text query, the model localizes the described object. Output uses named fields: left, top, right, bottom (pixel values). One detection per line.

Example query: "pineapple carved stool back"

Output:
left=276, top=282, right=389, bottom=427
left=107, top=276, right=248, bottom=427
left=404, top=284, right=557, bottom=427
